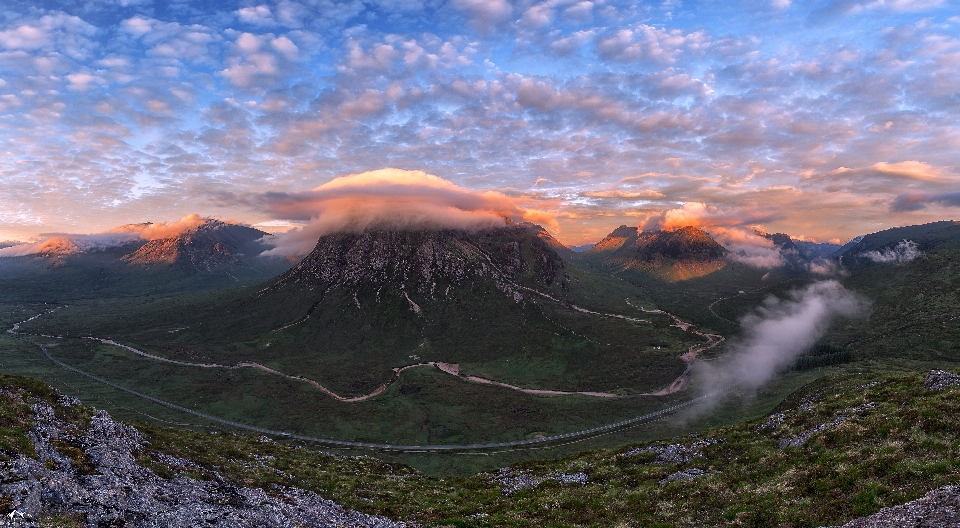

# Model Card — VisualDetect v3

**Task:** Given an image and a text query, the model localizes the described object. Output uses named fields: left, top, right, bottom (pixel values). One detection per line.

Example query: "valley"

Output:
left=1, top=219, right=959, bottom=526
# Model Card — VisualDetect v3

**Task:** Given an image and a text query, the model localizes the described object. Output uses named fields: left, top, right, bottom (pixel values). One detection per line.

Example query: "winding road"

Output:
left=4, top=297, right=731, bottom=451
left=8, top=290, right=723, bottom=403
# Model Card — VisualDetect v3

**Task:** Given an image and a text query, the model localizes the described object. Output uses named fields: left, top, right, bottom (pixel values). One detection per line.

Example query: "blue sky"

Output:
left=1, top=0, right=958, bottom=244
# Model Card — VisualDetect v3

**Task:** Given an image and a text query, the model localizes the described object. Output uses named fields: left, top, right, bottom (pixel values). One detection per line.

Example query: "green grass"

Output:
left=3, top=367, right=958, bottom=526
left=0, top=255, right=712, bottom=457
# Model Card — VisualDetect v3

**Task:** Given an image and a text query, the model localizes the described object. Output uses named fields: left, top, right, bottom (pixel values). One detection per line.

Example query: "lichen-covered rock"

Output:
left=0, top=404, right=406, bottom=527
left=623, top=437, right=722, bottom=465
left=836, top=485, right=960, bottom=527
left=659, top=468, right=709, bottom=485
left=923, top=370, right=960, bottom=392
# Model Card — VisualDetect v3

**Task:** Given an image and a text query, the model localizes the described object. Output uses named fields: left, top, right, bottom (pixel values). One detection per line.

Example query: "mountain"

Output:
left=762, top=232, right=809, bottom=270
left=569, top=243, right=595, bottom=253
left=522, top=222, right=578, bottom=260
left=823, top=220, right=960, bottom=362
left=121, top=220, right=275, bottom=270
left=794, top=240, right=842, bottom=259
left=270, top=223, right=567, bottom=299
left=584, top=225, right=728, bottom=281
left=0, top=220, right=291, bottom=301
left=44, top=222, right=694, bottom=411
left=836, top=220, right=960, bottom=269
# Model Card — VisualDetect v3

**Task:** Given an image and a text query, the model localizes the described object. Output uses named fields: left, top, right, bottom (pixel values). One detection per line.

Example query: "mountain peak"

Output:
left=272, top=225, right=566, bottom=301
left=121, top=220, right=268, bottom=269
left=634, top=226, right=727, bottom=262
left=584, top=225, right=726, bottom=281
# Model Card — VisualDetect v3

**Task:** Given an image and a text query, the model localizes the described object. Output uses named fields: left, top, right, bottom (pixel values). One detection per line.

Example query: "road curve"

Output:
left=24, top=338, right=727, bottom=452
left=9, top=289, right=722, bottom=403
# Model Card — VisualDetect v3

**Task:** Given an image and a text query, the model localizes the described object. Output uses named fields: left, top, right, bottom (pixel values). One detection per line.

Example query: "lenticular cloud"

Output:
left=256, top=168, right=553, bottom=257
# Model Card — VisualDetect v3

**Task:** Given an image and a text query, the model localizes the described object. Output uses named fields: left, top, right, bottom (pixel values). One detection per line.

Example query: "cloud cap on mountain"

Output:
left=255, top=168, right=553, bottom=257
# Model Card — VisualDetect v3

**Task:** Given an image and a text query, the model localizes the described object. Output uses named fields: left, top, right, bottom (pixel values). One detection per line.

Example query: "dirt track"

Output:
left=9, top=293, right=724, bottom=402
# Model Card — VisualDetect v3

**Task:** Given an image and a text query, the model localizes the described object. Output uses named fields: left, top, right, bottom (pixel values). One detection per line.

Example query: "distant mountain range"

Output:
left=0, top=219, right=291, bottom=301
left=83, top=221, right=692, bottom=400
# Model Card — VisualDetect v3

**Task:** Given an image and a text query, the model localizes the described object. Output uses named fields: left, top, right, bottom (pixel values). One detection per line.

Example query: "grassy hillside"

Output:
left=3, top=367, right=959, bottom=527
left=0, top=248, right=291, bottom=303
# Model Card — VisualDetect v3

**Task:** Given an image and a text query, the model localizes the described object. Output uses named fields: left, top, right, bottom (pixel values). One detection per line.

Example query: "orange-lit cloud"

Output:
left=256, top=169, right=553, bottom=257
left=640, top=202, right=792, bottom=268
left=108, top=214, right=212, bottom=240
left=0, top=214, right=219, bottom=257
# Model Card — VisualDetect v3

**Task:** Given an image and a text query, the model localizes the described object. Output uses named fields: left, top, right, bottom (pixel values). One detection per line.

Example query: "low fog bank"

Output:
left=695, top=280, right=869, bottom=398
left=0, top=233, right=141, bottom=257
left=860, top=239, right=922, bottom=264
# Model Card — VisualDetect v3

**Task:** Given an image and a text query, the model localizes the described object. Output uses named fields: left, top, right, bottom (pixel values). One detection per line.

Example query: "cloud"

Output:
left=641, top=203, right=798, bottom=268
left=580, top=190, right=664, bottom=200
left=237, top=5, right=276, bottom=26
left=811, top=0, right=944, bottom=21
left=252, top=169, right=552, bottom=257
left=451, top=0, right=513, bottom=33
left=891, top=191, right=960, bottom=212
left=595, top=25, right=710, bottom=63
left=727, top=241, right=787, bottom=268
left=0, top=233, right=141, bottom=257
left=108, top=213, right=213, bottom=240
left=860, top=239, right=922, bottom=264
left=0, top=214, right=216, bottom=257
left=697, top=280, right=868, bottom=395
left=642, top=202, right=774, bottom=232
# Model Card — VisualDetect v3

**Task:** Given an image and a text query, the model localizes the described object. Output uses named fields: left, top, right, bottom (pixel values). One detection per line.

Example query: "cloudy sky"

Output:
left=1, top=0, right=958, bottom=245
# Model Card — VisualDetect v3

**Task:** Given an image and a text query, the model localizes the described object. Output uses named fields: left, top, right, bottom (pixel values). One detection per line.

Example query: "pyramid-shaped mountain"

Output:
left=121, top=220, right=272, bottom=270
left=168, top=222, right=687, bottom=397
left=584, top=225, right=727, bottom=281
left=271, top=223, right=566, bottom=298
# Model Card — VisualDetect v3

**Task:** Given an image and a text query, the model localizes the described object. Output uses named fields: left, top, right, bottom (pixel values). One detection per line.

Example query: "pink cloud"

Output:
left=254, top=169, right=554, bottom=257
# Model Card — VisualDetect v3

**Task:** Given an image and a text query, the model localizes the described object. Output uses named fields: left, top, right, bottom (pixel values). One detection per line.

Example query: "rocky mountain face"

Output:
left=587, top=226, right=726, bottom=261
left=122, top=220, right=272, bottom=271
left=271, top=223, right=568, bottom=301
left=0, top=390, right=404, bottom=527
left=584, top=225, right=727, bottom=281
left=762, top=232, right=810, bottom=270
left=794, top=240, right=842, bottom=260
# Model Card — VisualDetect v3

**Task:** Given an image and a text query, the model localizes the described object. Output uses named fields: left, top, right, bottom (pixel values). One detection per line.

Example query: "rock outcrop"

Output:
left=835, top=485, right=960, bottom=527
left=0, top=400, right=404, bottom=527
left=923, top=369, right=960, bottom=392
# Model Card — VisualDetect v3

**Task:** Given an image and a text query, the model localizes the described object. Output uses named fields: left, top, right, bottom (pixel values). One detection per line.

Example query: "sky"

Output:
left=1, top=0, right=959, bottom=246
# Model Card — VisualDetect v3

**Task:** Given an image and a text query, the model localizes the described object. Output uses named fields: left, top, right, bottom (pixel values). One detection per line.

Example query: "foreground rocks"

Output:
left=0, top=400, right=405, bottom=527
left=836, top=485, right=960, bottom=527
left=923, top=369, right=960, bottom=392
